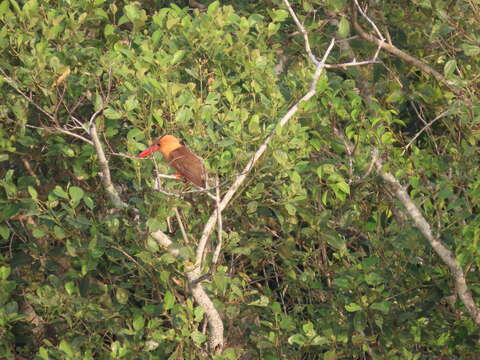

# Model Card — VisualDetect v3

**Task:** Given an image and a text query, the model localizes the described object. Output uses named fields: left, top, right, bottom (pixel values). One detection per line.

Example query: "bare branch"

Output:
left=26, top=124, right=93, bottom=145
left=323, top=59, right=381, bottom=69
left=0, top=67, right=55, bottom=121
left=174, top=207, right=189, bottom=244
left=194, top=39, right=336, bottom=269
left=375, top=156, right=480, bottom=326
left=283, top=0, right=319, bottom=65
left=188, top=274, right=224, bottom=352
left=212, top=176, right=223, bottom=267
left=150, top=229, right=224, bottom=351
left=351, top=2, right=462, bottom=95
left=151, top=230, right=180, bottom=258
left=89, top=123, right=128, bottom=208
left=354, top=0, right=385, bottom=42
left=89, top=106, right=106, bottom=128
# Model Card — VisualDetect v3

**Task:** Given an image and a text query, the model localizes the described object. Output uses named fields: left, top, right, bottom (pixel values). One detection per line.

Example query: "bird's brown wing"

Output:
left=167, top=146, right=206, bottom=188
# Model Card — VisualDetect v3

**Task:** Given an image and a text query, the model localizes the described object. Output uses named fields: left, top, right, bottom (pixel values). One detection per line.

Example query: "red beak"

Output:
left=138, top=144, right=160, bottom=158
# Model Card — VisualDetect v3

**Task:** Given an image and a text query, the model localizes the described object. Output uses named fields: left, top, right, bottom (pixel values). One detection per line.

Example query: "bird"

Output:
left=138, top=135, right=206, bottom=188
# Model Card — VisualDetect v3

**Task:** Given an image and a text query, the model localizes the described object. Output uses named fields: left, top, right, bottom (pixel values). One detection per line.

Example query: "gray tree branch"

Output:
left=374, top=157, right=480, bottom=326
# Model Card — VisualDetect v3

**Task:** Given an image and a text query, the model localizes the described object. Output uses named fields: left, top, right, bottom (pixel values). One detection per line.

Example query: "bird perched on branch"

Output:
left=138, top=135, right=206, bottom=188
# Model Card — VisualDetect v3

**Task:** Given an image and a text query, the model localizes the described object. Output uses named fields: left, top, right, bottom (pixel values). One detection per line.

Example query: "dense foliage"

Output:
left=1, top=0, right=479, bottom=358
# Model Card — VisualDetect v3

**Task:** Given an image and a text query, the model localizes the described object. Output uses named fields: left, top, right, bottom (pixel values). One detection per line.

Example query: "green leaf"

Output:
left=326, top=233, right=346, bottom=250
left=191, top=330, right=207, bottom=345
left=248, top=114, right=261, bottom=134
left=272, top=9, right=289, bottom=22
left=324, top=350, right=337, bottom=360
left=1, top=203, right=21, bottom=221
left=116, top=288, right=129, bottom=304
left=59, top=340, right=74, bottom=358
left=69, top=186, right=84, bottom=203
left=288, top=333, right=307, bottom=346
left=285, top=203, right=296, bottom=216
left=386, top=89, right=405, bottom=103
left=461, top=43, right=480, bottom=57
left=336, top=181, right=350, bottom=194
left=249, top=295, right=270, bottom=307
left=354, top=311, right=366, bottom=332
left=164, top=291, right=174, bottom=310
left=28, top=186, right=38, bottom=200
left=338, top=16, right=350, bottom=38
left=146, top=236, right=160, bottom=252
left=104, top=108, right=123, bottom=120
left=0, top=225, right=10, bottom=241
left=83, top=196, right=94, bottom=210
left=273, top=150, right=289, bottom=167
left=171, top=50, right=185, bottom=65
left=133, top=314, right=145, bottom=331
left=175, top=108, right=192, bottom=123
left=166, top=17, right=179, bottom=29
left=64, top=281, right=75, bottom=296
left=328, top=0, right=347, bottom=11
left=124, top=96, right=139, bottom=112
left=54, top=226, right=66, bottom=239
left=53, top=185, right=68, bottom=199
left=364, top=272, right=383, bottom=286
left=0, top=266, right=11, bottom=280
left=302, top=321, right=316, bottom=337
left=311, top=335, right=329, bottom=346
left=370, top=300, right=390, bottom=313
left=207, top=0, right=220, bottom=14
left=345, top=302, right=362, bottom=312
left=147, top=218, right=165, bottom=232
left=32, top=228, right=46, bottom=238
left=444, top=59, right=457, bottom=78
left=38, top=347, right=49, bottom=360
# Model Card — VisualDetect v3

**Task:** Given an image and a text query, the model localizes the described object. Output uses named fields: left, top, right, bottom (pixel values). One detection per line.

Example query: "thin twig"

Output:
left=402, top=110, right=450, bottom=154
left=53, top=84, right=67, bottom=124
left=110, top=245, right=152, bottom=277
left=174, top=207, right=189, bottom=244
left=333, top=126, right=354, bottom=183
left=354, top=147, right=378, bottom=184
left=25, top=124, right=93, bottom=145
left=0, top=67, right=56, bottom=121
left=354, top=0, right=385, bottom=41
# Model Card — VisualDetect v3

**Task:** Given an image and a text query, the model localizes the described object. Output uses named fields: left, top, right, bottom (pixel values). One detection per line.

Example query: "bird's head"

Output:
left=138, top=135, right=182, bottom=158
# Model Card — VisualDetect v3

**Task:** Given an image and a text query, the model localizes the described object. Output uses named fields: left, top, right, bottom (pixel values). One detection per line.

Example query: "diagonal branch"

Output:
left=350, top=2, right=462, bottom=95
left=149, top=228, right=224, bottom=351
left=0, top=67, right=56, bottom=121
left=374, top=157, right=480, bottom=326
left=283, top=0, right=319, bottom=65
left=193, top=39, right=336, bottom=270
